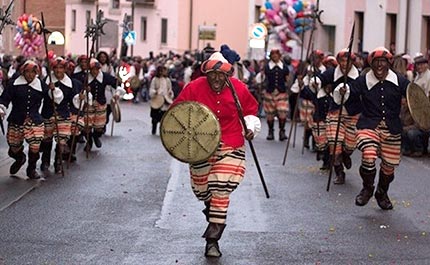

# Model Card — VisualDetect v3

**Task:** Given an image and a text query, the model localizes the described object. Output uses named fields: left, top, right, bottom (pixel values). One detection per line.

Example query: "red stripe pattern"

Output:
left=263, top=91, right=289, bottom=119
left=326, top=111, right=359, bottom=155
left=7, top=119, right=44, bottom=153
left=356, top=121, right=401, bottom=172
left=190, top=143, right=246, bottom=224
left=43, top=116, right=72, bottom=144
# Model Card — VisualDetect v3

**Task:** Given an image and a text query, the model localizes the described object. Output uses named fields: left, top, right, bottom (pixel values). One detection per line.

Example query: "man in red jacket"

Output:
left=172, top=51, right=260, bottom=258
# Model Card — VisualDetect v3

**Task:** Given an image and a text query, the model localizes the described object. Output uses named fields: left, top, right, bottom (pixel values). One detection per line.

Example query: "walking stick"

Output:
left=226, top=78, right=270, bottom=199
left=110, top=68, right=120, bottom=137
left=40, top=12, right=64, bottom=177
left=67, top=97, right=84, bottom=168
left=326, top=22, right=355, bottom=192
left=282, top=87, right=301, bottom=165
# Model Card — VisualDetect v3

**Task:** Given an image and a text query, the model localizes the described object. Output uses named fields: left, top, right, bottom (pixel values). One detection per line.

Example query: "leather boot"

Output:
left=54, top=144, right=64, bottom=174
left=333, top=156, right=345, bottom=184
left=93, top=131, right=102, bottom=148
left=374, top=171, right=395, bottom=210
left=303, top=129, right=312, bottom=149
left=279, top=119, right=287, bottom=141
left=202, top=200, right=211, bottom=222
left=40, top=141, right=53, bottom=171
left=8, top=147, right=26, bottom=175
left=266, top=120, right=274, bottom=140
left=27, top=151, right=41, bottom=179
left=202, top=223, right=226, bottom=258
left=342, top=151, right=352, bottom=170
left=320, top=149, right=330, bottom=171
left=63, top=139, right=77, bottom=162
left=355, top=167, right=376, bottom=206
left=84, top=132, right=93, bottom=152
left=151, top=121, right=158, bottom=135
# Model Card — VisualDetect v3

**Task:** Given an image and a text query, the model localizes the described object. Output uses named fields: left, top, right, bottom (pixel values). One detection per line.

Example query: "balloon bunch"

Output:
left=14, top=14, right=44, bottom=58
left=260, top=0, right=316, bottom=53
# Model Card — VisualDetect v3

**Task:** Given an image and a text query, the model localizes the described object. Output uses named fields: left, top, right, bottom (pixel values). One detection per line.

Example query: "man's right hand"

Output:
left=339, top=86, right=347, bottom=96
left=0, top=108, right=5, bottom=118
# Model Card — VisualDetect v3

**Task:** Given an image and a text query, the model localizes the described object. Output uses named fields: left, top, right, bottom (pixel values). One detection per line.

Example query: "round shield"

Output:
left=150, top=94, right=164, bottom=109
left=110, top=98, right=121, bottom=123
left=160, top=101, right=221, bottom=164
left=407, top=82, right=430, bottom=131
left=130, top=76, right=141, bottom=91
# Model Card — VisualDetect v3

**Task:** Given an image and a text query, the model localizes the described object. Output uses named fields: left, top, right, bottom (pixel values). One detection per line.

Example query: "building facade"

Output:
left=1, top=0, right=429, bottom=60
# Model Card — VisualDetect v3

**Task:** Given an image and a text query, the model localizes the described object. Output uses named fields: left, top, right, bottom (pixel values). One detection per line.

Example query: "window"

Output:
left=112, top=0, right=120, bottom=9
left=141, top=17, right=147, bottom=41
left=71, top=9, right=76, bottom=32
left=86, top=10, right=91, bottom=25
left=161, top=18, right=168, bottom=44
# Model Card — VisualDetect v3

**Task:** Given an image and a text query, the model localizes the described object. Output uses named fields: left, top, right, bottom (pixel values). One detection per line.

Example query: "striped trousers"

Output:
left=263, top=90, right=289, bottom=120
left=43, top=116, right=72, bottom=145
left=189, top=143, right=246, bottom=224
left=7, top=119, right=44, bottom=153
left=356, top=121, right=401, bottom=175
left=326, top=110, right=359, bottom=156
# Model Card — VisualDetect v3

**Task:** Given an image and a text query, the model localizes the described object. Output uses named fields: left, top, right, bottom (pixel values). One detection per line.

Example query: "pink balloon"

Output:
left=274, top=14, right=282, bottom=25
left=278, top=31, right=287, bottom=42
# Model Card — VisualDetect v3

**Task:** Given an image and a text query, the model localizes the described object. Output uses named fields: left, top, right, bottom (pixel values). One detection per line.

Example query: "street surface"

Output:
left=0, top=101, right=430, bottom=265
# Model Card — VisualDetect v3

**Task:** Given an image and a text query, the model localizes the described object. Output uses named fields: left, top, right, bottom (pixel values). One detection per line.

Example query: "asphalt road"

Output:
left=0, top=101, right=430, bottom=265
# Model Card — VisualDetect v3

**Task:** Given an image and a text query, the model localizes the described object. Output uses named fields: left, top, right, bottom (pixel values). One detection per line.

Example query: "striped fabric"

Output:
left=7, top=119, right=44, bottom=153
left=43, top=116, right=72, bottom=144
left=189, top=143, right=246, bottom=224
left=263, top=90, right=289, bottom=119
left=356, top=121, right=401, bottom=173
left=83, top=101, right=107, bottom=131
left=200, top=60, right=233, bottom=76
left=70, top=114, right=85, bottom=135
left=326, top=111, right=359, bottom=155
left=299, top=99, right=315, bottom=128
left=312, top=121, right=328, bottom=151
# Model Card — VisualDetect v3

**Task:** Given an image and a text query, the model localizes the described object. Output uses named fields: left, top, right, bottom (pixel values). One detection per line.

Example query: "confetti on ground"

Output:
left=380, top=225, right=388, bottom=229
left=329, top=226, right=336, bottom=232
left=421, top=232, right=427, bottom=236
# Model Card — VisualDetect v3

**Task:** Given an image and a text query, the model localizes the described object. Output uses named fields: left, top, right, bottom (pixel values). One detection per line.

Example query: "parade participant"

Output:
left=96, top=51, right=116, bottom=133
left=413, top=55, right=430, bottom=154
left=0, top=60, right=63, bottom=179
left=149, top=65, right=174, bottom=135
left=171, top=51, right=260, bottom=258
left=322, top=55, right=338, bottom=70
left=72, top=55, right=90, bottom=144
left=72, top=55, right=89, bottom=83
left=313, top=48, right=361, bottom=184
left=336, top=47, right=410, bottom=210
left=264, top=48, right=290, bottom=141
left=301, top=50, right=326, bottom=150
left=299, top=77, right=331, bottom=170
left=84, top=58, right=122, bottom=151
left=40, top=57, right=83, bottom=173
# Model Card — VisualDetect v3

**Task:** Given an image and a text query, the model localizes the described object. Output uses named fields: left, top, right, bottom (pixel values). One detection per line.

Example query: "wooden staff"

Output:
left=40, top=12, right=64, bottom=176
left=326, top=22, right=355, bottom=192
left=225, top=78, right=270, bottom=199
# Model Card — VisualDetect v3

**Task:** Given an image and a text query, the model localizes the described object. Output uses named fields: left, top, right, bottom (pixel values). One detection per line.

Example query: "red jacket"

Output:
left=173, top=76, right=258, bottom=148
